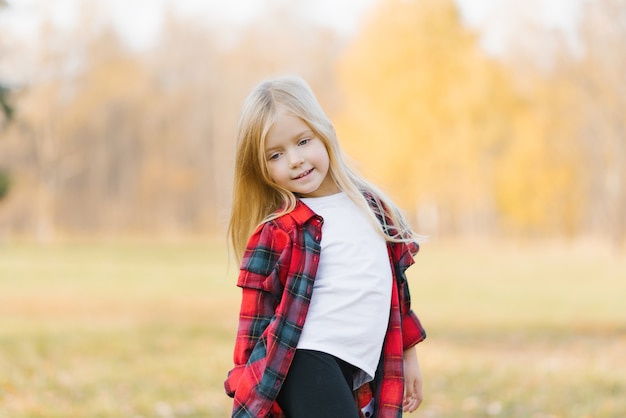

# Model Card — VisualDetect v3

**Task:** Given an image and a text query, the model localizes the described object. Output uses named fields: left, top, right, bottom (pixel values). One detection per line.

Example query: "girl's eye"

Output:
left=268, top=153, right=281, bottom=161
left=298, top=138, right=310, bottom=146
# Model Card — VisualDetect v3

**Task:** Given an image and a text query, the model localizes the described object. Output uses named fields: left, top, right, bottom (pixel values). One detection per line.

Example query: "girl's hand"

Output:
left=402, top=346, right=423, bottom=413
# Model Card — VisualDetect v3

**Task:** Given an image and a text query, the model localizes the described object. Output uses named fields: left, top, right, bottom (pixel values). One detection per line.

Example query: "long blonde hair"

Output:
left=228, top=75, right=417, bottom=261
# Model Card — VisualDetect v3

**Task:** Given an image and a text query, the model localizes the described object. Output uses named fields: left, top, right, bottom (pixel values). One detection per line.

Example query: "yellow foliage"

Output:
left=336, top=0, right=516, bottom=233
left=334, top=0, right=598, bottom=238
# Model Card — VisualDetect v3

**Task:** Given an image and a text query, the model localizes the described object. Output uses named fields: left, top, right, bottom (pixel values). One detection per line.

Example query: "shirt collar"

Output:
left=289, top=199, right=320, bottom=226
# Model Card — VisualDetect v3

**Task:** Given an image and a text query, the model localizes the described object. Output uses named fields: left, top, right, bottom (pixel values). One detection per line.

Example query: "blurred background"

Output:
left=1, top=1, right=625, bottom=417
left=0, top=0, right=624, bottom=248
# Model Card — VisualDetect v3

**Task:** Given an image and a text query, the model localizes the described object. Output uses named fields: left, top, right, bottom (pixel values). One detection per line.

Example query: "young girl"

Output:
left=224, top=75, right=426, bottom=418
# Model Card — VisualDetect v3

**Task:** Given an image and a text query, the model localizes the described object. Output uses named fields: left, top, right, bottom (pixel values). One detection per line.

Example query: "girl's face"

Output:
left=264, top=110, right=339, bottom=198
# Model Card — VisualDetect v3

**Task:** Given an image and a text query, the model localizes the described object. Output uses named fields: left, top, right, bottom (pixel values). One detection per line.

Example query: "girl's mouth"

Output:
left=294, top=168, right=313, bottom=180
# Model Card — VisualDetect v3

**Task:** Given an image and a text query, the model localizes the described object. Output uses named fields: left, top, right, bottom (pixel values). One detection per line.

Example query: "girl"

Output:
left=224, top=75, right=426, bottom=418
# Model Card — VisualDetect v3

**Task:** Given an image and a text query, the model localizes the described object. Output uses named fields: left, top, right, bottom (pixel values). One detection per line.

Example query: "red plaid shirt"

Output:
left=224, top=195, right=426, bottom=418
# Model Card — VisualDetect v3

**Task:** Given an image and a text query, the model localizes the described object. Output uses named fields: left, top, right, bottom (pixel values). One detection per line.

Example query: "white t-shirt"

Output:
left=298, top=192, right=392, bottom=388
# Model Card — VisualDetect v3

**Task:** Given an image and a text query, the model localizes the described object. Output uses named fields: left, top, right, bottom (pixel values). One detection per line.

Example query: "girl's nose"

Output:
left=288, top=151, right=304, bottom=168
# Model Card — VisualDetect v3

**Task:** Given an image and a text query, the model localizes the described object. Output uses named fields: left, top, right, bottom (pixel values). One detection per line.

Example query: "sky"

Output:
left=1, top=0, right=585, bottom=53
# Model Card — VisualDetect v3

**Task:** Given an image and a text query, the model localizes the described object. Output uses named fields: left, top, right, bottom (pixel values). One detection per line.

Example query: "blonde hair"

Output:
left=228, top=75, right=417, bottom=261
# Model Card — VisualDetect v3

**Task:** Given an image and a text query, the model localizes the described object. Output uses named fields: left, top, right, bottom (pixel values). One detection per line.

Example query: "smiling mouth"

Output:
left=294, top=168, right=313, bottom=180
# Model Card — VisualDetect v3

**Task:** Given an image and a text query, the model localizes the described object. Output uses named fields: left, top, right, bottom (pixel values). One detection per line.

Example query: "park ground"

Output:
left=0, top=238, right=624, bottom=417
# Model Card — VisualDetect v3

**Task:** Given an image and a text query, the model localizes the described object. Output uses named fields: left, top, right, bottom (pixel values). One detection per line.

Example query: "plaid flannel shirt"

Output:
left=224, top=195, right=426, bottom=418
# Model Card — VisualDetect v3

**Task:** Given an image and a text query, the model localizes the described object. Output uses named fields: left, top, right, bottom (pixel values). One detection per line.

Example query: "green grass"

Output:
left=0, top=239, right=624, bottom=417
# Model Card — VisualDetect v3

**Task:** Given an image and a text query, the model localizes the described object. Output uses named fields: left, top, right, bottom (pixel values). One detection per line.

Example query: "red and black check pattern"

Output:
left=225, top=196, right=426, bottom=418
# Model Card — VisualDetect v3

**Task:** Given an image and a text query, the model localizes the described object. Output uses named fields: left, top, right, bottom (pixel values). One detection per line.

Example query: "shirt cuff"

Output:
left=224, top=365, right=244, bottom=398
left=402, top=310, right=427, bottom=349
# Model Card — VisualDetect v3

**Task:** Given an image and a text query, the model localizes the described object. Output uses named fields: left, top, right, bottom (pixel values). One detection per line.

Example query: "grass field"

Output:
left=0, top=239, right=624, bottom=417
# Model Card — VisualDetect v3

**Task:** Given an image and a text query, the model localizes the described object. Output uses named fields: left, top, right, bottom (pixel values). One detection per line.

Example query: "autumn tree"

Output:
left=0, top=0, right=11, bottom=123
left=0, top=85, right=11, bottom=123
left=0, top=0, right=13, bottom=207
left=570, top=0, right=626, bottom=248
left=0, top=2, right=345, bottom=238
left=501, top=0, right=626, bottom=246
left=336, top=0, right=517, bottom=236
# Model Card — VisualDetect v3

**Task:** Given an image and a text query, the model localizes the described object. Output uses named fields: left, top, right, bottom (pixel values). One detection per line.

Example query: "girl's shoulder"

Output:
left=359, top=186, right=378, bottom=203
left=243, top=201, right=319, bottom=264
left=359, top=187, right=389, bottom=222
left=251, top=200, right=319, bottom=241
left=359, top=187, right=420, bottom=250
left=270, top=200, right=319, bottom=228
left=359, top=187, right=387, bottom=209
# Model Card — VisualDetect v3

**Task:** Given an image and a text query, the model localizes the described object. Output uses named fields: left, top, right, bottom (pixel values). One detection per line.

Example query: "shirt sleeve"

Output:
left=224, top=221, right=291, bottom=398
left=393, top=240, right=427, bottom=350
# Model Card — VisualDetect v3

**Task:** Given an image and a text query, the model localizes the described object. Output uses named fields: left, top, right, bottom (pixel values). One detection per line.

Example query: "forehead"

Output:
left=265, top=111, right=312, bottom=149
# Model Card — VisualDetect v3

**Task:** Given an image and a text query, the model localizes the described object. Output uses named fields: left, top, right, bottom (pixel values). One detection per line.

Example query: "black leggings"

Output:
left=276, top=349, right=360, bottom=418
